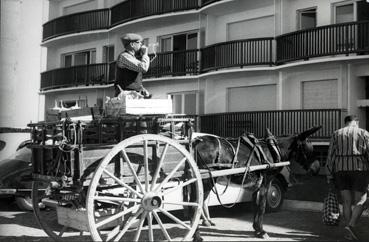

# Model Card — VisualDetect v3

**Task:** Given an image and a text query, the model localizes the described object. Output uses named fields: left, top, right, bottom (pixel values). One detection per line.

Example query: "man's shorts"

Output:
left=334, top=171, right=369, bottom=192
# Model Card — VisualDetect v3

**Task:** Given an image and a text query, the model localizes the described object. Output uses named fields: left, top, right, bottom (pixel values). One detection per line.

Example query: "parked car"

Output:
left=0, top=140, right=33, bottom=210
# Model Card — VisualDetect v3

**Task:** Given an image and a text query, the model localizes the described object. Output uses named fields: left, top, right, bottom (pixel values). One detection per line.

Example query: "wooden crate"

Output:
left=105, top=97, right=172, bottom=117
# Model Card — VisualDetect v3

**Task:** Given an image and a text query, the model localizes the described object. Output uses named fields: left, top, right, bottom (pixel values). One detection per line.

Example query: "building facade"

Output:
left=40, top=0, right=369, bottom=138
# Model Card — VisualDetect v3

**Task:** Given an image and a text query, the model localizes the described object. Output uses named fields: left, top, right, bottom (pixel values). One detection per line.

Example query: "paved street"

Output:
left=1, top=197, right=369, bottom=241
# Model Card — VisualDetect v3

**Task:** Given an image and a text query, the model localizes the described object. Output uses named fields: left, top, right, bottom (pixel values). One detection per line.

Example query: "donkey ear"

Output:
left=298, top=125, right=322, bottom=140
left=265, top=128, right=273, bottom=136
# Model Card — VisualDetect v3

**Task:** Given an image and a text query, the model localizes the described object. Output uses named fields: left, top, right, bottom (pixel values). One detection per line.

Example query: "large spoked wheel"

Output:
left=86, top=134, right=203, bottom=241
left=32, top=181, right=89, bottom=240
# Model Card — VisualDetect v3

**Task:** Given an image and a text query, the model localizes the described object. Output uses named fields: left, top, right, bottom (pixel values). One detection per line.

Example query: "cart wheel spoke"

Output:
left=96, top=205, right=140, bottom=228
left=102, top=168, right=143, bottom=198
left=158, top=208, right=191, bottom=230
left=94, top=195, right=141, bottom=203
left=143, top=140, right=149, bottom=192
left=119, top=150, right=145, bottom=194
left=114, top=208, right=144, bottom=242
left=152, top=210, right=171, bottom=241
left=154, top=157, right=186, bottom=192
left=106, top=225, right=120, bottom=241
left=133, top=211, right=147, bottom=242
left=150, top=143, right=169, bottom=190
left=162, top=178, right=197, bottom=196
left=163, top=201, right=200, bottom=207
left=147, top=212, right=154, bottom=242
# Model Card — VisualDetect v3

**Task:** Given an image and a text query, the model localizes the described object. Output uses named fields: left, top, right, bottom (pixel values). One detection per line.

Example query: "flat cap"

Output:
left=121, top=33, right=143, bottom=45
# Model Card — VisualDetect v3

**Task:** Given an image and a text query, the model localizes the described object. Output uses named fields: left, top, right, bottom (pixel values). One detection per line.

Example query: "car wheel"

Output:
left=266, top=178, right=285, bottom=213
left=15, top=196, right=33, bottom=211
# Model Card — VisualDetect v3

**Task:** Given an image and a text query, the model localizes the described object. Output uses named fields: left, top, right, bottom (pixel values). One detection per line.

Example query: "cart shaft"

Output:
left=200, top=161, right=290, bottom=179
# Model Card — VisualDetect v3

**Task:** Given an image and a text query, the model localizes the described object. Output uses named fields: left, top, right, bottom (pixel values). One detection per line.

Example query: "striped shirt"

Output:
left=116, top=51, right=150, bottom=73
left=326, top=124, right=369, bottom=179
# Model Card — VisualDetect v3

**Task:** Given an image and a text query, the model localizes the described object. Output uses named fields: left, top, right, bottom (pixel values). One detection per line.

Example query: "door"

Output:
left=173, top=34, right=187, bottom=74
left=357, top=1, right=369, bottom=51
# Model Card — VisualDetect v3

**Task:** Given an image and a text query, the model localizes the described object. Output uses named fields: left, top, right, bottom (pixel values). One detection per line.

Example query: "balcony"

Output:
left=43, top=9, right=110, bottom=41
left=40, top=63, right=114, bottom=91
left=276, top=21, right=369, bottom=63
left=41, top=44, right=274, bottom=91
left=200, top=109, right=344, bottom=139
left=201, top=38, right=274, bottom=72
left=110, top=0, right=199, bottom=27
left=145, top=49, right=199, bottom=77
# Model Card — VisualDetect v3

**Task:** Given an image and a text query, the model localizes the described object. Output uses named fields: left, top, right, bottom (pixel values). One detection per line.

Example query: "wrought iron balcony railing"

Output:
left=276, top=21, right=369, bottom=63
left=200, top=109, right=344, bottom=139
left=43, top=9, right=110, bottom=41
left=40, top=63, right=112, bottom=91
left=145, top=49, right=199, bottom=77
left=110, top=0, right=199, bottom=27
left=201, top=38, right=274, bottom=72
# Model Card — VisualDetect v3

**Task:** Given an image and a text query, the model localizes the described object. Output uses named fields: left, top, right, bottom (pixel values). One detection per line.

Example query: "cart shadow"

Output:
left=197, top=227, right=321, bottom=241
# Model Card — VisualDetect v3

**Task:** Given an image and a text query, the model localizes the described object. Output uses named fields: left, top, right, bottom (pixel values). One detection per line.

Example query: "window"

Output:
left=227, top=16, right=274, bottom=41
left=161, top=37, right=172, bottom=52
left=103, top=45, right=115, bottom=63
left=297, top=8, right=317, bottom=30
left=302, top=80, right=338, bottom=109
left=335, top=3, right=354, bottom=23
left=52, top=97, right=88, bottom=110
left=62, top=49, right=96, bottom=67
left=159, top=31, right=198, bottom=52
left=63, top=0, right=97, bottom=15
left=170, top=91, right=202, bottom=115
left=227, top=85, right=276, bottom=112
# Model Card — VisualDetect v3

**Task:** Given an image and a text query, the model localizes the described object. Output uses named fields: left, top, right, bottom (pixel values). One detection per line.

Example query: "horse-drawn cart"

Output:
left=28, top=112, right=290, bottom=241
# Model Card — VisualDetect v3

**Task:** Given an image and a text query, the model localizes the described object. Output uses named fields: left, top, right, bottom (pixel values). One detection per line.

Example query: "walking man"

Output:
left=326, top=115, right=369, bottom=240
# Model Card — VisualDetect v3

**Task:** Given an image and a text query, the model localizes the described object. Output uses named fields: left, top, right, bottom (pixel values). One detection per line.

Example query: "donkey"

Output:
left=190, top=126, right=321, bottom=240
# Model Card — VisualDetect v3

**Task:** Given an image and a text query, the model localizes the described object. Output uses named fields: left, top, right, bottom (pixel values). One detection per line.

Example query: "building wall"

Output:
left=0, top=0, right=45, bottom=127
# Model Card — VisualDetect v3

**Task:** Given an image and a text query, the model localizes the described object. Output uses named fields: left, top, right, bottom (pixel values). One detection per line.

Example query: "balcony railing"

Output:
left=200, top=109, right=344, bottom=139
left=41, top=63, right=112, bottom=91
left=201, top=38, right=274, bottom=72
left=276, top=21, right=369, bottom=63
left=145, top=49, right=199, bottom=77
left=201, top=0, right=223, bottom=7
left=111, top=0, right=199, bottom=27
left=43, top=9, right=110, bottom=41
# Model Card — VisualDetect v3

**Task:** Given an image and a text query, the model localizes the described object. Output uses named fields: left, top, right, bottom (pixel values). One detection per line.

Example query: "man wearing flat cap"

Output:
left=115, top=33, right=151, bottom=98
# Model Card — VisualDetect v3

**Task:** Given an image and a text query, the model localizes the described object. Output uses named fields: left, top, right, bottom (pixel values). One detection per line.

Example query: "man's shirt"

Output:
left=326, top=125, right=369, bottom=178
left=116, top=51, right=149, bottom=73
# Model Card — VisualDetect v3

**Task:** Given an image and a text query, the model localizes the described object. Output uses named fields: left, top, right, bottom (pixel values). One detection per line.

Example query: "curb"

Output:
left=283, top=199, right=369, bottom=217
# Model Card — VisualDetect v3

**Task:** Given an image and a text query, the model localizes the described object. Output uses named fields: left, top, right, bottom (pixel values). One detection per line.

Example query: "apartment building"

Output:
left=40, top=0, right=369, bottom=138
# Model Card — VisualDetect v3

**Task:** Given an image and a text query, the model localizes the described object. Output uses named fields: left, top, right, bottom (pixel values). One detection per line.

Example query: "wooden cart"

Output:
left=28, top=115, right=289, bottom=241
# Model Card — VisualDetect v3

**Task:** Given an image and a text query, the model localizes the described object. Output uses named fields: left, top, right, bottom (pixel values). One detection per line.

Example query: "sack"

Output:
left=322, top=192, right=340, bottom=226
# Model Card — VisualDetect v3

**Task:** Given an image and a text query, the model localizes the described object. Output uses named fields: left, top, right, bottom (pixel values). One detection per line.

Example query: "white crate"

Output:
left=105, top=97, right=172, bottom=116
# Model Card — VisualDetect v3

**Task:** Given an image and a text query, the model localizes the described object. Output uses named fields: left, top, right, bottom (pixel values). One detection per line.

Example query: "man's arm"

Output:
left=325, top=133, right=336, bottom=182
left=117, top=50, right=150, bottom=73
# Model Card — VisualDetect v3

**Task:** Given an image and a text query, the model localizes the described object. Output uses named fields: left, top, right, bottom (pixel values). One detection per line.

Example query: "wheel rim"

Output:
left=267, top=181, right=282, bottom=209
left=87, top=134, right=203, bottom=241
left=32, top=181, right=89, bottom=240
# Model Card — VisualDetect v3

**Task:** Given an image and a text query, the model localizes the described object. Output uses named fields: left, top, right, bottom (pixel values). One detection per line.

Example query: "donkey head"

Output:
left=288, top=126, right=322, bottom=175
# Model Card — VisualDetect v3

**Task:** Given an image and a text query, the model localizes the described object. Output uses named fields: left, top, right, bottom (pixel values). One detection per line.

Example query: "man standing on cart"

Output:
left=115, top=33, right=152, bottom=98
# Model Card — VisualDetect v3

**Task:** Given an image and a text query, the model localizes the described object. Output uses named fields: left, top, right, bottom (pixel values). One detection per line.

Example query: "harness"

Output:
left=194, top=132, right=282, bottom=209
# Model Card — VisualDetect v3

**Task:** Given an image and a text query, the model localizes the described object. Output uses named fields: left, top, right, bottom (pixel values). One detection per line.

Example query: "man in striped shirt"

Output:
left=326, top=115, right=369, bottom=240
left=115, top=33, right=151, bottom=98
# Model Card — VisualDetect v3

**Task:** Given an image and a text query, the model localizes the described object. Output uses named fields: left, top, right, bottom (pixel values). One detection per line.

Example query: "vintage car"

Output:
left=0, top=140, right=33, bottom=210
